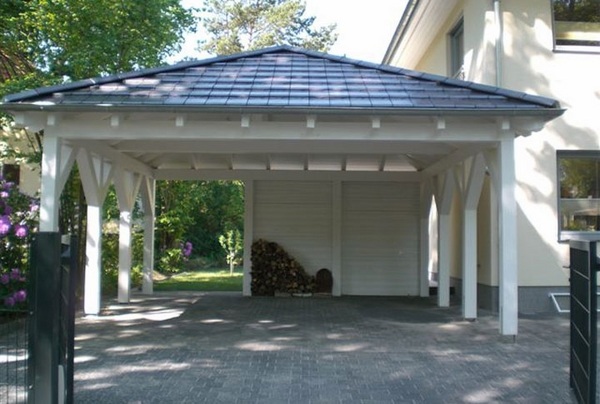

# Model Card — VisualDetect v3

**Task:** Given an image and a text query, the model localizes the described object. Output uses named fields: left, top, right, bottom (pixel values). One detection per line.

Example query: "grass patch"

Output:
left=154, top=267, right=243, bottom=292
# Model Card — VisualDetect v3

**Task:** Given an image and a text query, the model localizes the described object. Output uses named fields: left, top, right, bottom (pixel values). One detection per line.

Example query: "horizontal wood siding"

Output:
left=342, top=182, right=420, bottom=295
left=254, top=181, right=333, bottom=275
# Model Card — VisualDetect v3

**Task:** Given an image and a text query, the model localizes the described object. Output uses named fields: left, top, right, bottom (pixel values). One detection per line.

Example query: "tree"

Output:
left=200, top=0, right=338, bottom=55
left=219, top=229, right=243, bottom=275
left=19, top=0, right=196, bottom=80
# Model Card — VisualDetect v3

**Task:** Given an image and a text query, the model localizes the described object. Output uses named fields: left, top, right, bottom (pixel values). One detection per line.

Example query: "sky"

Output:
left=173, top=0, right=408, bottom=64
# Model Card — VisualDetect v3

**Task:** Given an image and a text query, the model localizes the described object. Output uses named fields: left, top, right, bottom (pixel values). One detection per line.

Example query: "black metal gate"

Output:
left=569, top=239, right=598, bottom=404
left=28, top=233, right=77, bottom=404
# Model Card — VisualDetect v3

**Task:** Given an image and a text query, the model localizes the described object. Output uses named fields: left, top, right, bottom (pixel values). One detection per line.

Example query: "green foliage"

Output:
left=155, top=180, right=244, bottom=262
left=154, top=268, right=243, bottom=292
left=101, top=232, right=144, bottom=294
left=157, top=247, right=185, bottom=274
left=18, top=0, right=196, bottom=80
left=200, top=0, right=338, bottom=55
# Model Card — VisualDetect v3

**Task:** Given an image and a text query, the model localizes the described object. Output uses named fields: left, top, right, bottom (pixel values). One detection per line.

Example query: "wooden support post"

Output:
left=243, top=180, right=254, bottom=296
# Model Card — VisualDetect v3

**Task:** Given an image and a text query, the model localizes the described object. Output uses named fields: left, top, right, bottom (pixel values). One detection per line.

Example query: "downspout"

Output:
left=493, top=0, right=503, bottom=87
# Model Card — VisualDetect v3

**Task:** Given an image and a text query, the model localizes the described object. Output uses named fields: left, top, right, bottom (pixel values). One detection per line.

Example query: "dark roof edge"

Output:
left=3, top=44, right=561, bottom=110
left=0, top=102, right=566, bottom=119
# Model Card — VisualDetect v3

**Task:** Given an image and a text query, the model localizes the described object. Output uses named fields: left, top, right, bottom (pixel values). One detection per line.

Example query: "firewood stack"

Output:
left=251, top=239, right=315, bottom=296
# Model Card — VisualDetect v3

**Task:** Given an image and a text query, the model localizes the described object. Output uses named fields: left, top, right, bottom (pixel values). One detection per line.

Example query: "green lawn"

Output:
left=154, top=267, right=243, bottom=292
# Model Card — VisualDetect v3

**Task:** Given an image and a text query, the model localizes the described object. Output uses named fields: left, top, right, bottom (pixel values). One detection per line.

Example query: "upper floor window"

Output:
left=449, top=18, right=464, bottom=79
left=557, top=151, right=600, bottom=241
left=553, top=0, right=600, bottom=50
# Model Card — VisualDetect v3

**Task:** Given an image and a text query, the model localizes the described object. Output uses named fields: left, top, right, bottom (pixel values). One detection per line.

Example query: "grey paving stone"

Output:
left=74, top=292, right=577, bottom=403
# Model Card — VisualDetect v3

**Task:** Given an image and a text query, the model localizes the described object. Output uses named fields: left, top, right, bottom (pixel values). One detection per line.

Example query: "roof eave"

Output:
left=0, top=102, right=565, bottom=119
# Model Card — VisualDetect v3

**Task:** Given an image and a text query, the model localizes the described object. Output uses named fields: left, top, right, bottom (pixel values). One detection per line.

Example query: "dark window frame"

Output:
left=449, top=18, right=464, bottom=79
left=551, top=0, right=600, bottom=53
left=557, top=150, right=600, bottom=242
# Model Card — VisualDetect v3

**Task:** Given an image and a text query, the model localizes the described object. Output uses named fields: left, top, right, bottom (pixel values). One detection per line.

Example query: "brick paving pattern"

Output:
left=74, top=292, right=576, bottom=403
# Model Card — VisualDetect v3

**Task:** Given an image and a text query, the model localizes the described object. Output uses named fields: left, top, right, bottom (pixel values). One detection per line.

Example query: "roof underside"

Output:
left=1, top=46, right=562, bottom=177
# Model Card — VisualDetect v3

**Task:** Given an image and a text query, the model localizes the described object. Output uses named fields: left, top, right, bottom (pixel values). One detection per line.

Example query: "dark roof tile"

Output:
left=2, top=45, right=561, bottom=113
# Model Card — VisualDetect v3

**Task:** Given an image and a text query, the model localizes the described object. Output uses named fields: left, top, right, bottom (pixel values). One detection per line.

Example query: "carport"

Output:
left=0, top=45, right=563, bottom=336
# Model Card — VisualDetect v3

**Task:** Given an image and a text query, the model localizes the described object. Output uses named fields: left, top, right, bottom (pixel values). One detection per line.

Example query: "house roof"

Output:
left=2, top=45, right=561, bottom=115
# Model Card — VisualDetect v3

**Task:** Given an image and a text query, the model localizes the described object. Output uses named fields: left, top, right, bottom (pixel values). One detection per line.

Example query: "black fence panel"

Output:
left=0, top=312, right=29, bottom=404
left=569, top=239, right=598, bottom=404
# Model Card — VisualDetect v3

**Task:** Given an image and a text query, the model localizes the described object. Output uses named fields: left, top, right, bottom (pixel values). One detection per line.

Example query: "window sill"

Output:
left=553, top=44, right=600, bottom=54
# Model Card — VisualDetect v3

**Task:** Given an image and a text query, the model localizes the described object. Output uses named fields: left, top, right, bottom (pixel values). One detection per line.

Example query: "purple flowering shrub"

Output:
left=0, top=175, right=38, bottom=309
left=157, top=241, right=192, bottom=274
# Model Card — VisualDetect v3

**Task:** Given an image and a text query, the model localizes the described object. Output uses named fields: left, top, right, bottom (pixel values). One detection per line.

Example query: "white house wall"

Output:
left=252, top=180, right=420, bottom=296
left=387, top=0, right=600, bottom=303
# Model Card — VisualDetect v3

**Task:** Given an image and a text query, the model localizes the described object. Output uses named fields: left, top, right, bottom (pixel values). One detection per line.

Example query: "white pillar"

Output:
left=243, top=180, right=254, bottom=296
left=497, top=136, right=518, bottom=336
left=419, top=180, right=433, bottom=297
left=77, top=149, right=113, bottom=316
left=114, top=169, right=142, bottom=304
left=462, top=154, right=486, bottom=320
left=436, top=171, right=455, bottom=307
left=84, top=204, right=102, bottom=315
left=141, top=178, right=156, bottom=295
left=332, top=181, right=342, bottom=297
left=118, top=210, right=132, bottom=303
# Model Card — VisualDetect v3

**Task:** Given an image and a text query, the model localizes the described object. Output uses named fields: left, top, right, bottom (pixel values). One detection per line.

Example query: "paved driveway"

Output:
left=74, top=292, right=576, bottom=403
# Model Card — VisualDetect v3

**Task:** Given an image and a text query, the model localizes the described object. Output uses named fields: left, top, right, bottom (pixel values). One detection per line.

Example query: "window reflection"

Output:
left=558, top=153, right=600, bottom=239
left=553, top=0, right=600, bottom=48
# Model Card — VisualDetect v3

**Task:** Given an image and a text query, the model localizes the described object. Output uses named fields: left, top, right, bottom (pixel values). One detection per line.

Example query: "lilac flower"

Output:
left=4, top=296, right=15, bottom=308
left=0, top=215, right=11, bottom=236
left=182, top=241, right=193, bottom=258
left=3, top=205, right=12, bottom=215
left=13, top=290, right=26, bottom=303
left=0, top=191, right=8, bottom=198
left=14, top=224, right=28, bottom=238
left=0, top=274, right=8, bottom=285
left=30, top=203, right=39, bottom=213
left=10, top=268, right=20, bottom=280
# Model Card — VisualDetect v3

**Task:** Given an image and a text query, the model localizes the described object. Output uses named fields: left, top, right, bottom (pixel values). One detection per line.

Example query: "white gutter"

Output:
left=494, top=0, right=503, bottom=87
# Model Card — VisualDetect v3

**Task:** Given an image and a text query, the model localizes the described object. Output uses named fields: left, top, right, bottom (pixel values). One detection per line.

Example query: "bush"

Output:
left=101, top=232, right=144, bottom=294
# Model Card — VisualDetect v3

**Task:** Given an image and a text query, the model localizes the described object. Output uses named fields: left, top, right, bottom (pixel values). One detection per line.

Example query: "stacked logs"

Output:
left=251, top=239, right=315, bottom=296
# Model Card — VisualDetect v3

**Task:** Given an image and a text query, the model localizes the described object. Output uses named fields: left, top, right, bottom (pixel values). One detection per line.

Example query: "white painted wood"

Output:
left=420, top=179, right=434, bottom=297
left=306, top=115, right=316, bottom=129
left=496, top=136, right=518, bottom=336
left=40, top=136, right=74, bottom=231
left=332, top=181, right=342, bottom=296
left=155, top=169, right=421, bottom=182
left=243, top=180, right=254, bottom=296
left=114, top=168, right=142, bottom=303
left=435, top=171, right=455, bottom=307
left=84, top=204, right=102, bottom=315
left=254, top=181, right=333, bottom=276
left=140, top=177, right=156, bottom=294
left=342, top=182, right=420, bottom=295
left=77, top=150, right=114, bottom=315
left=462, top=154, right=486, bottom=320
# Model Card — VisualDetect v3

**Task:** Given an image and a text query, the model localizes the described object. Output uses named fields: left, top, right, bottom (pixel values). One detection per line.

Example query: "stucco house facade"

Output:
left=1, top=45, right=562, bottom=335
left=384, top=0, right=600, bottom=313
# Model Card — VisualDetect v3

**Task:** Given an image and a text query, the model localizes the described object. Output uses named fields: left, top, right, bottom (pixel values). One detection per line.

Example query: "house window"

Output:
left=557, top=151, right=600, bottom=241
left=552, top=0, right=600, bottom=50
left=449, top=18, right=464, bottom=79
left=1, top=164, right=20, bottom=186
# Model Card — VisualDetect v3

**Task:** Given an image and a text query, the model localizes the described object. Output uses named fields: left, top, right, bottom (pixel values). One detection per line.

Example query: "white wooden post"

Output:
left=332, top=181, right=342, bottom=297
left=39, top=136, right=76, bottom=232
left=419, top=179, right=433, bottom=297
left=114, top=168, right=142, bottom=303
left=140, top=177, right=156, bottom=295
left=436, top=171, right=455, bottom=307
left=497, top=136, right=518, bottom=336
left=462, top=154, right=486, bottom=320
left=243, top=180, right=254, bottom=296
left=77, top=149, right=113, bottom=315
